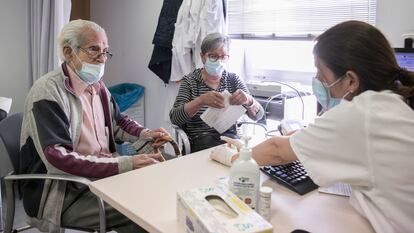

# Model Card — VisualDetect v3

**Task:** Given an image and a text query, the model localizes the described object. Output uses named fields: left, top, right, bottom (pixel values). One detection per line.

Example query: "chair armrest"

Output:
left=4, top=174, right=106, bottom=233
left=4, top=173, right=91, bottom=185
left=172, top=125, right=191, bottom=156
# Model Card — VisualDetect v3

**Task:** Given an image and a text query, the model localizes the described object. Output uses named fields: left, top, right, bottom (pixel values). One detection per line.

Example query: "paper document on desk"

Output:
left=200, top=90, right=246, bottom=134
left=318, top=183, right=352, bottom=197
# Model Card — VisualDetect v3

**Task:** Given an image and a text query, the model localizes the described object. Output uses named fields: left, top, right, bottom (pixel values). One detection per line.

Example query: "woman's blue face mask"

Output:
left=204, top=59, right=224, bottom=77
left=312, top=76, right=349, bottom=110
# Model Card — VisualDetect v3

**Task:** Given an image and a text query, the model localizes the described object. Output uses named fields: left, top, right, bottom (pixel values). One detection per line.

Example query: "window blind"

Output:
left=227, top=0, right=377, bottom=37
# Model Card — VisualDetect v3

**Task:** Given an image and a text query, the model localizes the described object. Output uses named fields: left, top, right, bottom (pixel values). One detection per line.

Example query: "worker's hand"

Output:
left=132, top=153, right=164, bottom=169
left=229, top=89, right=252, bottom=106
left=199, top=91, right=225, bottom=108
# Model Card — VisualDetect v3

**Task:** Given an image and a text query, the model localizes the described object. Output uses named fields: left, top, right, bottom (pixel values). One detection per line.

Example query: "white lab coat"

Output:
left=290, top=90, right=414, bottom=233
left=170, top=0, right=226, bottom=82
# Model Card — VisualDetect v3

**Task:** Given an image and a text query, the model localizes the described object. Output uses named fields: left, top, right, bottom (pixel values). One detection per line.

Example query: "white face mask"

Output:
left=204, top=59, right=225, bottom=77
left=312, top=76, right=350, bottom=111
left=72, top=48, right=105, bottom=84
left=76, top=62, right=105, bottom=85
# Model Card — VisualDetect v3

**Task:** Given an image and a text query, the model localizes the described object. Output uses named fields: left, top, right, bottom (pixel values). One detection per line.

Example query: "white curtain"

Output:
left=29, top=0, right=71, bottom=84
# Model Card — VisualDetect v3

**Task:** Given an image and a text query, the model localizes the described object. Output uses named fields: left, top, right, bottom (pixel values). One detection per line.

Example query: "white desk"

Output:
left=89, top=148, right=375, bottom=233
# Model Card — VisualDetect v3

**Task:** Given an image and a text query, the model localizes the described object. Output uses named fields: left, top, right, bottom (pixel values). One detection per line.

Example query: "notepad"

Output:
left=200, top=90, right=246, bottom=134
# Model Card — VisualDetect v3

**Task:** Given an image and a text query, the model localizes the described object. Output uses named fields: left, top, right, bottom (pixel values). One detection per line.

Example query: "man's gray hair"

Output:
left=201, top=32, right=230, bottom=54
left=58, top=19, right=106, bottom=60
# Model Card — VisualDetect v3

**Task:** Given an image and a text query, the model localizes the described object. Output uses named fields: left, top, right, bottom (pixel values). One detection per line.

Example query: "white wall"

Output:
left=377, top=0, right=414, bottom=47
left=0, top=0, right=409, bottom=129
left=0, top=0, right=30, bottom=114
left=89, top=0, right=414, bottom=132
left=90, top=0, right=177, bottom=132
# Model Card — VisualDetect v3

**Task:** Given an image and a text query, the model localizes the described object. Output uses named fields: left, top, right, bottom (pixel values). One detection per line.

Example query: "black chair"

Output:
left=0, top=113, right=107, bottom=233
left=172, top=121, right=268, bottom=155
left=0, top=109, right=6, bottom=122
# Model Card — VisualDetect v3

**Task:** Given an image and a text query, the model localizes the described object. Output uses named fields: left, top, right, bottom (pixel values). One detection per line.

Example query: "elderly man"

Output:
left=20, top=19, right=164, bottom=232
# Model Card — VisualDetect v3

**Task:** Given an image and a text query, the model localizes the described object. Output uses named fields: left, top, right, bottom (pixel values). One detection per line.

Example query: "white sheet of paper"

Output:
left=318, top=183, right=352, bottom=197
left=200, top=90, right=246, bottom=134
left=0, top=97, right=12, bottom=114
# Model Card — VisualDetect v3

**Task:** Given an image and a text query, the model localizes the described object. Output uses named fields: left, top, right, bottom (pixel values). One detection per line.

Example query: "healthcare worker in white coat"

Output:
left=211, top=20, right=414, bottom=233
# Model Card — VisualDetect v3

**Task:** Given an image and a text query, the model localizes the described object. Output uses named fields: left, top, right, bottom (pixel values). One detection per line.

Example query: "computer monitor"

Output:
left=394, top=48, right=414, bottom=72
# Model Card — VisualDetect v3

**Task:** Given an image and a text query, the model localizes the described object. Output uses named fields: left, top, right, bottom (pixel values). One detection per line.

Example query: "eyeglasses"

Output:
left=78, top=46, right=113, bottom=60
left=206, top=53, right=230, bottom=63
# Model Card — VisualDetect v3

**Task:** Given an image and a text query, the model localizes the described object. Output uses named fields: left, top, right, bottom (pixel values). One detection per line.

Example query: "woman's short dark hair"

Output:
left=314, top=20, right=414, bottom=109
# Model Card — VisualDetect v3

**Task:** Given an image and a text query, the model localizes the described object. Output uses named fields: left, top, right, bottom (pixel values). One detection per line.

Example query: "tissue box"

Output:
left=177, top=186, right=273, bottom=233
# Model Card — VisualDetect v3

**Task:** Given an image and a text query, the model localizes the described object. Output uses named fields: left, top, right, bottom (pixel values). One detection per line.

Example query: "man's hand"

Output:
left=199, top=91, right=225, bottom=108
left=132, top=153, right=164, bottom=169
left=229, top=89, right=252, bottom=106
left=141, top=128, right=169, bottom=141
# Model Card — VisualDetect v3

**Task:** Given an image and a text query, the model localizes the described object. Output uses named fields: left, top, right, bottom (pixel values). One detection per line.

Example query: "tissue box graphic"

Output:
left=177, top=186, right=273, bottom=233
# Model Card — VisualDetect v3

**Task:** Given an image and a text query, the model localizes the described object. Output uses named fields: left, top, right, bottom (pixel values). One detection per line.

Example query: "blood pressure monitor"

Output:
left=278, top=119, right=305, bottom=135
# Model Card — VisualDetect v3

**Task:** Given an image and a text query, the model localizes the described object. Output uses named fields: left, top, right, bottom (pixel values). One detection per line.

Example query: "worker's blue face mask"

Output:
left=204, top=59, right=224, bottom=77
left=72, top=49, right=105, bottom=85
left=312, top=76, right=349, bottom=110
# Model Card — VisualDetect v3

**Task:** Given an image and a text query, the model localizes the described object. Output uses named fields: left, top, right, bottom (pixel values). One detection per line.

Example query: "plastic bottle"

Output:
left=228, top=136, right=260, bottom=210
left=258, top=186, right=272, bottom=221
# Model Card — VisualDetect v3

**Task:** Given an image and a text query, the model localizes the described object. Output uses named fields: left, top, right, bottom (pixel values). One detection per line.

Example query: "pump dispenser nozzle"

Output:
left=240, top=136, right=252, bottom=160
left=242, top=136, right=252, bottom=149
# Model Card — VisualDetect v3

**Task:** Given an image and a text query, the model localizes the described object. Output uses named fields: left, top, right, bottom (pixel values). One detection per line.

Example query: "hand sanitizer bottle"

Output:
left=228, top=136, right=260, bottom=210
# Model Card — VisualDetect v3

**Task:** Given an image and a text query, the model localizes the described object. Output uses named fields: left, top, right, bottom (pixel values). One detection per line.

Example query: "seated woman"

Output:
left=212, top=20, right=414, bottom=233
left=169, top=33, right=264, bottom=152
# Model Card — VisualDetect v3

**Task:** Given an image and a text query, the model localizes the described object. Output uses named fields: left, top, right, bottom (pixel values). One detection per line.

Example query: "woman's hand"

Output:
left=229, top=89, right=252, bottom=106
left=132, top=153, right=164, bottom=169
left=199, top=91, right=225, bottom=108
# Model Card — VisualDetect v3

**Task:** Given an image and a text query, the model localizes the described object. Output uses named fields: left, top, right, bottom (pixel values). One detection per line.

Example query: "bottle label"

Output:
left=258, top=193, right=271, bottom=221
left=229, top=176, right=258, bottom=209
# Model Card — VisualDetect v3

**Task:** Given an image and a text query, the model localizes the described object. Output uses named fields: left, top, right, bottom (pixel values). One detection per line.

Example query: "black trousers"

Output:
left=190, top=130, right=238, bottom=153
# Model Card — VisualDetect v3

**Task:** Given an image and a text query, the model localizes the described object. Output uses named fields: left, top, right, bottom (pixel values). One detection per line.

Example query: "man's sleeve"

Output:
left=32, top=99, right=132, bottom=178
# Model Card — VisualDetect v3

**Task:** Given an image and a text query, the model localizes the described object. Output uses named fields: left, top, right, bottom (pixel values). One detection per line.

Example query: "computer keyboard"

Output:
left=261, top=160, right=318, bottom=195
